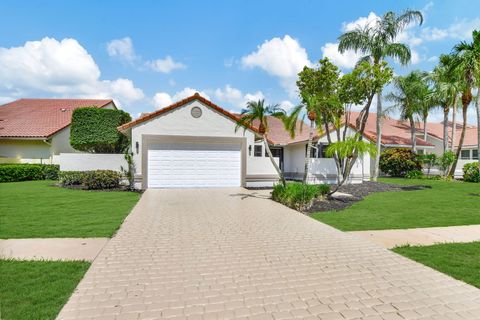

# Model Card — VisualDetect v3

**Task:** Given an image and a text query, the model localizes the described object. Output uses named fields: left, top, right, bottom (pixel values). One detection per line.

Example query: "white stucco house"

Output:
left=118, top=93, right=372, bottom=189
left=0, top=98, right=116, bottom=163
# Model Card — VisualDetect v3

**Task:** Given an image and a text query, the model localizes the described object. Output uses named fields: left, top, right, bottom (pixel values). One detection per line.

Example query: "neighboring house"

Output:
left=0, top=98, right=116, bottom=163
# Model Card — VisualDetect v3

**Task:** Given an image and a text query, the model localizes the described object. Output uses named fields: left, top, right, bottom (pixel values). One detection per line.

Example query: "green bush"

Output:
left=272, top=182, right=329, bottom=211
left=437, top=151, right=456, bottom=176
left=58, top=171, right=86, bottom=186
left=83, top=170, right=122, bottom=190
left=0, top=164, right=59, bottom=183
left=70, top=107, right=131, bottom=153
left=405, top=170, right=424, bottom=179
left=463, top=162, right=480, bottom=182
left=420, top=153, right=437, bottom=176
left=379, top=148, right=422, bottom=177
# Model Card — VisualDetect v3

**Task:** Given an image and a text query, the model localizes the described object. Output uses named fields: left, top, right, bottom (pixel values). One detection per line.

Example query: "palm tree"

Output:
left=235, top=100, right=286, bottom=186
left=448, top=30, right=480, bottom=175
left=428, top=54, right=463, bottom=153
left=284, top=94, right=319, bottom=183
left=338, top=9, right=423, bottom=180
left=387, top=71, right=426, bottom=152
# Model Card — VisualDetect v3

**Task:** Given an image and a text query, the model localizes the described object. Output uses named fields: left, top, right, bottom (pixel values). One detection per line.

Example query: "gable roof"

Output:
left=0, top=98, right=113, bottom=138
left=416, top=121, right=478, bottom=148
left=118, top=93, right=262, bottom=136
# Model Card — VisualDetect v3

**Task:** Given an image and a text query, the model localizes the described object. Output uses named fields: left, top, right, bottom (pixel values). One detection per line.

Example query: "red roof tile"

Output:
left=0, top=98, right=113, bottom=138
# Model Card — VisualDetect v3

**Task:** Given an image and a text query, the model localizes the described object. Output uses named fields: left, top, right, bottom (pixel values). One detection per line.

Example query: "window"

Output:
left=267, top=148, right=282, bottom=158
left=473, top=149, right=479, bottom=160
left=254, top=145, right=263, bottom=157
left=417, top=149, right=424, bottom=155
left=305, top=145, right=317, bottom=158
left=461, top=149, right=471, bottom=160
left=318, top=143, right=331, bottom=158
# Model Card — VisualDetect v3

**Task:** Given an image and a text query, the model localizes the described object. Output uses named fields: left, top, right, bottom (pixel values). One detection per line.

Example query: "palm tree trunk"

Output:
left=476, top=91, right=480, bottom=164
left=263, top=135, right=286, bottom=187
left=372, top=90, right=382, bottom=181
left=443, top=106, right=449, bottom=153
left=410, top=116, right=417, bottom=152
left=448, top=105, right=468, bottom=177
left=303, top=120, right=314, bottom=184
left=451, top=95, right=457, bottom=151
left=423, top=117, right=428, bottom=143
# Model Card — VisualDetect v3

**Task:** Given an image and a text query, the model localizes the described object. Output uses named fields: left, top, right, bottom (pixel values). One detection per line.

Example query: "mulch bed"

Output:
left=306, top=181, right=430, bottom=213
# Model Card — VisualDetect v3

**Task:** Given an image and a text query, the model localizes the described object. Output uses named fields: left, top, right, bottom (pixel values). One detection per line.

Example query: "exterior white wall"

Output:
left=50, top=126, right=79, bottom=155
left=283, top=126, right=371, bottom=184
left=53, top=153, right=126, bottom=172
left=0, top=139, right=52, bottom=163
left=130, top=100, right=279, bottom=187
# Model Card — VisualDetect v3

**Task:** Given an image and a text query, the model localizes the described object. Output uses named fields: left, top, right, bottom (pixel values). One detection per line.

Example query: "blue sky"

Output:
left=1, top=0, right=479, bottom=121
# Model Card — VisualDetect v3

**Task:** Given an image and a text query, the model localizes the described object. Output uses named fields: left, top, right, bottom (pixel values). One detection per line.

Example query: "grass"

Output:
left=0, top=180, right=141, bottom=238
left=393, top=241, right=480, bottom=289
left=312, top=178, right=480, bottom=231
left=0, top=259, right=90, bottom=320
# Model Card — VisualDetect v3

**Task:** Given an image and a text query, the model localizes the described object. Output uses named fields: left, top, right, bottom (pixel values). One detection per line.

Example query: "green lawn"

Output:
left=313, top=178, right=480, bottom=231
left=0, top=180, right=140, bottom=238
left=0, top=259, right=90, bottom=320
left=393, top=242, right=480, bottom=289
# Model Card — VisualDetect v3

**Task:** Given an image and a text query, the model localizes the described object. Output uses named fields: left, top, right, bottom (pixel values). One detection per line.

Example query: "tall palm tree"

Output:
left=235, top=100, right=286, bottom=186
left=284, top=94, right=319, bottom=183
left=387, top=71, right=426, bottom=152
left=449, top=30, right=480, bottom=175
left=428, top=54, right=463, bottom=153
left=338, top=9, right=423, bottom=180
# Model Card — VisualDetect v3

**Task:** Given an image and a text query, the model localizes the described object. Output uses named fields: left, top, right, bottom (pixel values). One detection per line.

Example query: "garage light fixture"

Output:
left=248, top=145, right=252, bottom=156
left=135, top=141, right=139, bottom=154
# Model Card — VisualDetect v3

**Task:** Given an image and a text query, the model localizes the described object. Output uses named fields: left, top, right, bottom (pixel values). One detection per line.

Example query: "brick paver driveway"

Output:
left=58, top=188, right=480, bottom=320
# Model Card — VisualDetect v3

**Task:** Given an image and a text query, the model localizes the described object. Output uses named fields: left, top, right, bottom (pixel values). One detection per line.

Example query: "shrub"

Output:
left=405, top=170, right=423, bottom=179
left=0, top=164, right=59, bottom=183
left=379, top=148, right=422, bottom=177
left=83, top=170, right=122, bottom=190
left=437, top=151, right=456, bottom=176
left=272, top=182, right=329, bottom=211
left=58, top=171, right=86, bottom=186
left=420, top=153, right=437, bottom=176
left=463, top=162, right=480, bottom=182
left=70, top=107, right=132, bottom=153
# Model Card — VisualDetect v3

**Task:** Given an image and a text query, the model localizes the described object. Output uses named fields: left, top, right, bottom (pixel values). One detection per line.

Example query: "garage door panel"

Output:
left=148, top=142, right=241, bottom=188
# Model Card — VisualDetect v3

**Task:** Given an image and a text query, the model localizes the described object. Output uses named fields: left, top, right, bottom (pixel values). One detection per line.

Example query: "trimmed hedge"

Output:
left=70, top=107, right=131, bottom=153
left=272, top=182, right=330, bottom=211
left=0, top=164, right=59, bottom=183
left=463, top=162, right=480, bottom=182
left=59, top=170, right=122, bottom=190
left=379, top=148, right=422, bottom=177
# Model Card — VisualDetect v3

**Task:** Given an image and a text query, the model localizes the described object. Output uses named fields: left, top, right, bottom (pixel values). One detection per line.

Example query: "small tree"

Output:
left=235, top=100, right=286, bottom=187
left=437, top=151, right=456, bottom=177
left=70, top=107, right=132, bottom=153
left=120, top=151, right=136, bottom=190
left=421, top=153, right=437, bottom=177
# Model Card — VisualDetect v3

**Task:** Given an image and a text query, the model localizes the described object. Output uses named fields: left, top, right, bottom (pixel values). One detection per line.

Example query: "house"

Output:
left=2, top=94, right=477, bottom=186
left=0, top=98, right=117, bottom=163
left=118, top=93, right=372, bottom=189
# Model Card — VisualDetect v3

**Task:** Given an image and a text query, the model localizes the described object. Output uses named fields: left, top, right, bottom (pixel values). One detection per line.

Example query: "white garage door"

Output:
left=147, top=142, right=241, bottom=188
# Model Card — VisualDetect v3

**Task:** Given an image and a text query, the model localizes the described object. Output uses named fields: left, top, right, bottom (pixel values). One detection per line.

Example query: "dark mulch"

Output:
left=306, top=181, right=430, bottom=213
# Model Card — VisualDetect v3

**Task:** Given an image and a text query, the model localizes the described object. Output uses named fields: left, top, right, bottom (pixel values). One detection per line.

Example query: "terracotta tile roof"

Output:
left=0, top=98, right=113, bottom=138
left=417, top=121, right=478, bottom=148
left=252, top=116, right=310, bottom=145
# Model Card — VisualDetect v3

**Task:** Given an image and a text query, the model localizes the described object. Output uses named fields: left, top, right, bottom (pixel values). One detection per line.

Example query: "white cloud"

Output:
left=241, top=35, right=312, bottom=96
left=214, top=85, right=265, bottom=110
left=106, top=37, right=136, bottom=63
left=321, top=42, right=363, bottom=69
left=427, top=55, right=439, bottom=63
left=422, top=18, right=480, bottom=41
left=152, top=87, right=210, bottom=109
left=0, top=37, right=144, bottom=107
left=146, top=56, right=186, bottom=73
left=279, top=100, right=295, bottom=112
left=342, top=12, right=380, bottom=32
